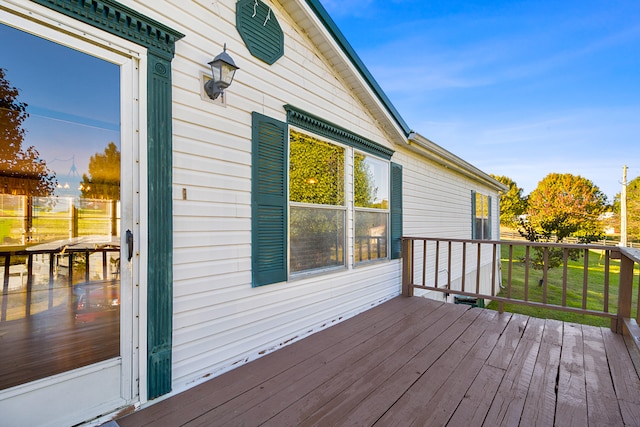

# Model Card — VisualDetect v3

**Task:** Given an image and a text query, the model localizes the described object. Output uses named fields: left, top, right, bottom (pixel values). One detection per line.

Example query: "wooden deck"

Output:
left=114, top=296, right=640, bottom=426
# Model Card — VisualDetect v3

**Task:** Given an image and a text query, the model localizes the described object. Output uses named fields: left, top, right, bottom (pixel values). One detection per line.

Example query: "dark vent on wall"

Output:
left=236, top=0, right=284, bottom=65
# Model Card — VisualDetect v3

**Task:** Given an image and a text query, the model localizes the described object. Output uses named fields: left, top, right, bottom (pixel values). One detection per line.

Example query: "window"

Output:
left=472, top=191, right=492, bottom=240
left=251, top=108, right=402, bottom=287
left=354, top=153, right=389, bottom=263
left=288, top=132, right=392, bottom=273
left=289, top=131, right=346, bottom=272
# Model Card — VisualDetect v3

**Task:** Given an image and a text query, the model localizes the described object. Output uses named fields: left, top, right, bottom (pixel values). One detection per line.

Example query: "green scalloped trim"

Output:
left=30, top=0, right=184, bottom=60
left=285, top=105, right=394, bottom=160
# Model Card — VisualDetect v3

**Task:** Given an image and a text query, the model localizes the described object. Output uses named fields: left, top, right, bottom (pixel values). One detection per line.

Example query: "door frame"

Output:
left=21, top=0, right=184, bottom=403
left=0, top=1, right=179, bottom=424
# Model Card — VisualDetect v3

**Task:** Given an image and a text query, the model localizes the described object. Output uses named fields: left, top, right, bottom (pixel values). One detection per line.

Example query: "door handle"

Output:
left=126, top=229, right=134, bottom=262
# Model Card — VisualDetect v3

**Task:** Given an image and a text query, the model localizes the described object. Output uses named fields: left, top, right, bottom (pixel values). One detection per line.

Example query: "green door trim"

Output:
left=30, top=0, right=184, bottom=400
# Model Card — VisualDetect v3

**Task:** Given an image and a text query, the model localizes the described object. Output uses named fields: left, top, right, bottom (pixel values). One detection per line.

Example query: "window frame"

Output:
left=288, top=128, right=348, bottom=275
left=286, top=131, right=392, bottom=275
left=251, top=107, right=401, bottom=287
left=472, top=190, right=492, bottom=240
left=353, top=150, right=390, bottom=266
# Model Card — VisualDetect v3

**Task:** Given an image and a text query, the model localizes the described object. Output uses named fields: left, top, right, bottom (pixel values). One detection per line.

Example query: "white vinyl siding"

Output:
left=120, top=0, right=501, bottom=391
left=165, top=0, right=400, bottom=388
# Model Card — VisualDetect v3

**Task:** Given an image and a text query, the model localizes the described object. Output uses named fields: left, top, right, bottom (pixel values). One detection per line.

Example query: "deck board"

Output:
left=520, top=319, right=562, bottom=427
left=114, top=296, right=640, bottom=427
left=201, top=298, right=447, bottom=426
left=412, top=310, right=511, bottom=426
left=274, top=302, right=458, bottom=426
left=483, top=316, right=545, bottom=426
left=601, top=326, right=640, bottom=426
left=341, top=306, right=481, bottom=426
left=555, top=323, right=588, bottom=427
left=582, top=325, right=624, bottom=426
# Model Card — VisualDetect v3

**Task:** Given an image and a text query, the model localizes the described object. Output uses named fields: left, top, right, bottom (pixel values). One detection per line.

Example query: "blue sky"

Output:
left=1, top=23, right=119, bottom=197
left=318, top=0, right=640, bottom=201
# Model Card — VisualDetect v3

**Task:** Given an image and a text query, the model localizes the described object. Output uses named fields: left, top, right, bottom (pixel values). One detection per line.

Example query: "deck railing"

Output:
left=0, top=240, right=119, bottom=321
left=401, top=237, right=640, bottom=335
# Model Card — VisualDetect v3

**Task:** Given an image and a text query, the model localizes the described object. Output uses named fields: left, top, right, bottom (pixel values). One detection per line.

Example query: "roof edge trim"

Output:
left=305, top=0, right=411, bottom=137
left=408, top=132, right=508, bottom=193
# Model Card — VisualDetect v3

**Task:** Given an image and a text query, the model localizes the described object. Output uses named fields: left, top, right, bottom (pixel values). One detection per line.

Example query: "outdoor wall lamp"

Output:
left=204, top=44, right=239, bottom=100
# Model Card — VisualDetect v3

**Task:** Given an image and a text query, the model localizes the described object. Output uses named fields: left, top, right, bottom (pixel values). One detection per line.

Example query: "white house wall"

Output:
left=118, top=0, right=501, bottom=396
left=113, top=0, right=398, bottom=394
left=393, top=146, right=501, bottom=299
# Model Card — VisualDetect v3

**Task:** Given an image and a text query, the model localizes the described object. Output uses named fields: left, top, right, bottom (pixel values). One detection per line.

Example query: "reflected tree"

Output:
left=289, top=131, right=344, bottom=205
left=288, top=131, right=383, bottom=271
left=0, top=68, right=56, bottom=197
left=289, top=131, right=345, bottom=271
left=1, top=68, right=56, bottom=242
left=354, top=153, right=380, bottom=208
left=80, top=141, right=120, bottom=200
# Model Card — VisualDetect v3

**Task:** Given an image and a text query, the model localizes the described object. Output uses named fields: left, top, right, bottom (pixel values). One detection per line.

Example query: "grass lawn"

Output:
left=486, top=244, right=639, bottom=327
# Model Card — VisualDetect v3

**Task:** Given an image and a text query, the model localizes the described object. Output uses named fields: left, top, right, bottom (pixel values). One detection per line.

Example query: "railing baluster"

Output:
left=562, top=248, right=568, bottom=307
left=2, top=254, right=10, bottom=322
left=435, top=240, right=440, bottom=289
left=491, top=243, right=497, bottom=297
left=49, top=254, right=55, bottom=310
left=524, top=246, right=530, bottom=301
left=603, top=250, right=610, bottom=313
left=461, top=242, right=466, bottom=292
left=636, top=270, right=640, bottom=324
left=476, top=242, right=481, bottom=295
left=447, top=241, right=452, bottom=292
left=582, top=249, right=589, bottom=310
left=25, top=253, right=33, bottom=317
left=422, top=240, right=427, bottom=287
left=507, top=245, right=513, bottom=299
left=542, top=247, right=549, bottom=305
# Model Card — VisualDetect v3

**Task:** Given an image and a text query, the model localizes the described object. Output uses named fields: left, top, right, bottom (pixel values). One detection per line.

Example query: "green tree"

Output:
left=0, top=67, right=56, bottom=196
left=519, top=173, right=607, bottom=269
left=80, top=141, right=120, bottom=200
left=613, top=175, right=640, bottom=241
left=524, top=173, right=606, bottom=242
left=354, top=153, right=377, bottom=207
left=490, top=174, right=527, bottom=228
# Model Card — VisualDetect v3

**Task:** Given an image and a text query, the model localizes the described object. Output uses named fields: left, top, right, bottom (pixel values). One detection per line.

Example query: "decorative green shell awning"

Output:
left=236, top=0, right=284, bottom=65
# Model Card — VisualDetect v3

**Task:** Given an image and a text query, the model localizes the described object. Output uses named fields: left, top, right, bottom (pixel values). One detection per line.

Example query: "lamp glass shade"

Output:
left=208, top=49, right=239, bottom=89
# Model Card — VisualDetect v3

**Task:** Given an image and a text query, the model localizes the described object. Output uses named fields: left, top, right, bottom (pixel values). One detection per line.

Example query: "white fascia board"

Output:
left=407, top=132, right=508, bottom=193
left=280, top=0, right=409, bottom=147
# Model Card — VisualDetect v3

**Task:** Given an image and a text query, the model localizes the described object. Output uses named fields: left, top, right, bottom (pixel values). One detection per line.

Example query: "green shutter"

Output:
left=252, top=112, right=288, bottom=286
left=390, top=162, right=403, bottom=259
left=471, top=190, right=477, bottom=239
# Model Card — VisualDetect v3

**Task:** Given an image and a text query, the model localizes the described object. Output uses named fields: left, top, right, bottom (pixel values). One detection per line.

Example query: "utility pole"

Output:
left=621, top=165, right=628, bottom=247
